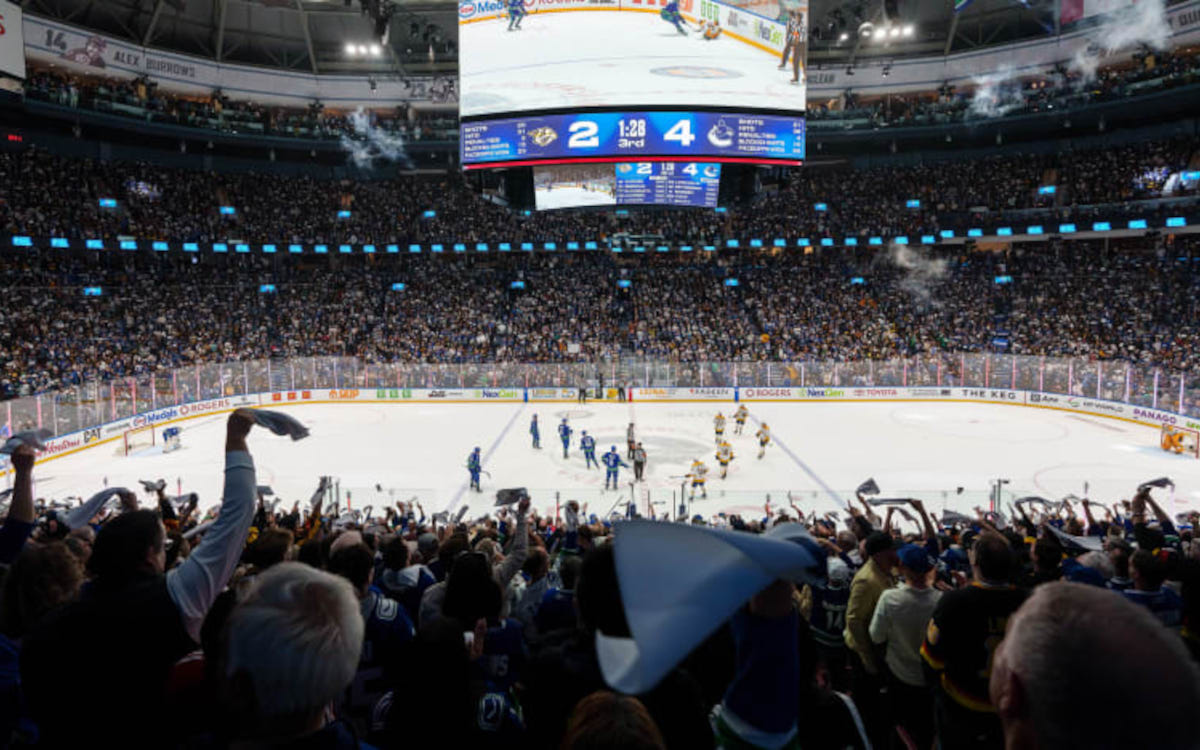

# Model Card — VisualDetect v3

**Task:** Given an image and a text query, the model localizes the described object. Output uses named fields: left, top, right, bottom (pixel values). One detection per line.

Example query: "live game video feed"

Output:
left=534, top=161, right=721, bottom=209
left=458, top=0, right=808, bottom=167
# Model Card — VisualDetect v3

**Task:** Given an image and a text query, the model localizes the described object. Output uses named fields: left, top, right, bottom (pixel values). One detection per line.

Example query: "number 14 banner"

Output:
left=461, top=111, right=806, bottom=167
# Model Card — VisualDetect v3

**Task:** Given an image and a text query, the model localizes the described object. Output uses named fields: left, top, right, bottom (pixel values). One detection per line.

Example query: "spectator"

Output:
left=843, top=530, right=898, bottom=746
left=374, top=535, right=434, bottom=623
left=1123, top=548, right=1184, bottom=629
left=562, top=691, right=667, bottom=750
left=220, top=562, right=368, bottom=748
left=990, top=582, right=1200, bottom=750
left=19, top=409, right=258, bottom=748
left=327, top=541, right=414, bottom=725
left=921, top=533, right=1027, bottom=747
left=869, top=543, right=942, bottom=750
left=534, top=554, right=581, bottom=635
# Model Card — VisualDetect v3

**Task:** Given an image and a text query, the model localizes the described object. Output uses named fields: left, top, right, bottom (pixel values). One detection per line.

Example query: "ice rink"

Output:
left=536, top=185, right=616, bottom=209
left=459, top=12, right=804, bottom=117
left=23, top=400, right=1200, bottom=525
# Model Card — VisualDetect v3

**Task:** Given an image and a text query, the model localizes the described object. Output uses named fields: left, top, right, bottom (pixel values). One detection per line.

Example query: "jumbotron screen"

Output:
left=534, top=161, right=721, bottom=209
left=458, top=0, right=808, bottom=168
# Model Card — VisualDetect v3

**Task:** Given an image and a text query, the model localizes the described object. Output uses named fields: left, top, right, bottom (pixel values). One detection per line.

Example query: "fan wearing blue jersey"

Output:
left=660, top=0, right=688, bottom=34
left=467, top=447, right=483, bottom=492
left=602, top=446, right=629, bottom=490
left=581, top=431, right=599, bottom=469
left=558, top=418, right=572, bottom=458
left=506, top=0, right=527, bottom=30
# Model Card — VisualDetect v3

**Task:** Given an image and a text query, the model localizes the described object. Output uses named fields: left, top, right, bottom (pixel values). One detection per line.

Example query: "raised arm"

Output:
left=165, top=409, right=258, bottom=642
left=0, top=445, right=37, bottom=564
left=495, top=496, right=531, bottom=587
left=909, top=498, right=936, bottom=541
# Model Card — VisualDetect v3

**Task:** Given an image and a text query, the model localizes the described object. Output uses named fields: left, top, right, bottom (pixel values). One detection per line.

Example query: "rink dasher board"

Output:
left=6, top=386, right=1190, bottom=474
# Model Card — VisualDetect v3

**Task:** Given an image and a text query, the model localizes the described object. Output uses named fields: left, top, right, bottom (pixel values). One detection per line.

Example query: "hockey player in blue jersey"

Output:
left=660, top=0, right=687, bottom=35
left=602, top=446, right=629, bottom=490
left=467, top=447, right=483, bottom=492
left=581, top=430, right=598, bottom=469
left=558, top=418, right=572, bottom=458
left=507, top=0, right=526, bottom=30
left=530, top=414, right=541, bottom=449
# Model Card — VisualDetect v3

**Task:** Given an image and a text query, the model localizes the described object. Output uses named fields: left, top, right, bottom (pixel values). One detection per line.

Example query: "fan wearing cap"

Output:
left=869, top=543, right=942, bottom=750
left=798, top=556, right=852, bottom=692
left=843, top=530, right=899, bottom=746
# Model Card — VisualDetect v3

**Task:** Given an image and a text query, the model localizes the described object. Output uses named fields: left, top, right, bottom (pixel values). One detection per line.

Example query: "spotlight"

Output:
left=858, top=21, right=874, bottom=38
left=369, top=44, right=382, bottom=55
left=902, top=24, right=914, bottom=36
left=889, top=26, right=900, bottom=38
left=838, top=32, right=849, bottom=42
left=345, top=42, right=357, bottom=55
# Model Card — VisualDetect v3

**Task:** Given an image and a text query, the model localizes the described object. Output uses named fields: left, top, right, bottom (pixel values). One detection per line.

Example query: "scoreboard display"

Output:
left=461, top=112, right=805, bottom=168
left=614, top=162, right=720, bottom=207
left=458, top=0, right=808, bottom=170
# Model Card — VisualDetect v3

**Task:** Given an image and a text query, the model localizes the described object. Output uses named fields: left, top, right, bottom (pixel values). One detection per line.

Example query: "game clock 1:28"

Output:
left=460, top=111, right=805, bottom=166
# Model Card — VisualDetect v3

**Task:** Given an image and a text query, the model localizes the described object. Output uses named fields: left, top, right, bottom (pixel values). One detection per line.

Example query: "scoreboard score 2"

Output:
left=461, top=111, right=805, bottom=168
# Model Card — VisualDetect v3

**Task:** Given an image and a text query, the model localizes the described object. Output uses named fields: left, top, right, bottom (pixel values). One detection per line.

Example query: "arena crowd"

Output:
left=0, top=411, right=1197, bottom=749
left=1, top=237, right=1200, bottom=399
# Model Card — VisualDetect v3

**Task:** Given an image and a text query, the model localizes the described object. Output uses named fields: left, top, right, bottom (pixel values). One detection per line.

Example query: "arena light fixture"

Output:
left=889, top=26, right=900, bottom=38
left=838, top=32, right=849, bottom=42
left=345, top=43, right=356, bottom=55
left=369, top=44, right=382, bottom=56
left=902, top=24, right=914, bottom=36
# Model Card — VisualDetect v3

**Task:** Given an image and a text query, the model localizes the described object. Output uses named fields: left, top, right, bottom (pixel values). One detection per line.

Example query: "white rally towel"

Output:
left=597, top=520, right=824, bottom=694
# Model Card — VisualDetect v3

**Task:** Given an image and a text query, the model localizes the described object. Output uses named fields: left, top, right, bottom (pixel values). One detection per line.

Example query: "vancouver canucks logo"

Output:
left=707, top=119, right=734, bottom=148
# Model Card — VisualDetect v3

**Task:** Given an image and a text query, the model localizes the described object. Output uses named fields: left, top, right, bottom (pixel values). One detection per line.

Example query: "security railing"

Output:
left=5, top=353, right=1197, bottom=443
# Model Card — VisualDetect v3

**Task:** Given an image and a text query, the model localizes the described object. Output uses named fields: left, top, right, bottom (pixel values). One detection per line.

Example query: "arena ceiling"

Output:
left=20, top=0, right=1066, bottom=76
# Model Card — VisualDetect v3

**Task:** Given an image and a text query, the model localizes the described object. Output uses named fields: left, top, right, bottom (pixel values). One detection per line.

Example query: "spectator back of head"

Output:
left=223, top=562, right=364, bottom=735
left=992, top=582, right=1200, bottom=750
left=973, top=533, right=1014, bottom=583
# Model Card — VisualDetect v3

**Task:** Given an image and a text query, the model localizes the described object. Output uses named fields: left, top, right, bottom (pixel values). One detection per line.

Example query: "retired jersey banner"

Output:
left=0, top=0, right=25, bottom=79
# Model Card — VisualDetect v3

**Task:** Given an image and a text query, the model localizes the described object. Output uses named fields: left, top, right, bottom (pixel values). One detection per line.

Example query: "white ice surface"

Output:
left=536, top=185, right=617, bottom=209
left=23, top=401, right=1200, bottom=525
left=459, top=12, right=804, bottom=117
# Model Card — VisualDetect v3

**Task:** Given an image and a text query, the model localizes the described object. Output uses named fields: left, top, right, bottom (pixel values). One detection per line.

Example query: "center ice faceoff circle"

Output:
left=649, top=66, right=744, bottom=79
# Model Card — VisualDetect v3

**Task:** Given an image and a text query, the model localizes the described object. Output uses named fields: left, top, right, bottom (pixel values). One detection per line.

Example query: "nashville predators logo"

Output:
left=528, top=126, right=558, bottom=147
left=650, top=66, right=742, bottom=79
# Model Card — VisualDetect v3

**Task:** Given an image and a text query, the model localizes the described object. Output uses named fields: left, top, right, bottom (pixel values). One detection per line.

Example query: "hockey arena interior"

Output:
left=1, top=0, right=1200, bottom=747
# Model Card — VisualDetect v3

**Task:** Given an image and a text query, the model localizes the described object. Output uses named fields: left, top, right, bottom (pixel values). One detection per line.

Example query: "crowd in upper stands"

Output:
left=807, top=45, right=1200, bottom=129
left=0, top=412, right=1197, bottom=749
left=0, top=134, right=1195, bottom=246
left=21, top=68, right=459, bottom=141
left=2, top=235, right=1200, bottom=399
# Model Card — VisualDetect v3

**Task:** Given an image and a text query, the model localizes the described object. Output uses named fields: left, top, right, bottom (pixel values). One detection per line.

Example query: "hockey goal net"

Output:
left=118, top=425, right=156, bottom=456
left=1160, top=424, right=1200, bottom=458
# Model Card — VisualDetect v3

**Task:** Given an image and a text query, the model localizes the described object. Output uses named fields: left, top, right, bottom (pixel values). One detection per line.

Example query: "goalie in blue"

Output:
left=660, top=0, right=688, bottom=35
left=507, top=0, right=527, bottom=31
